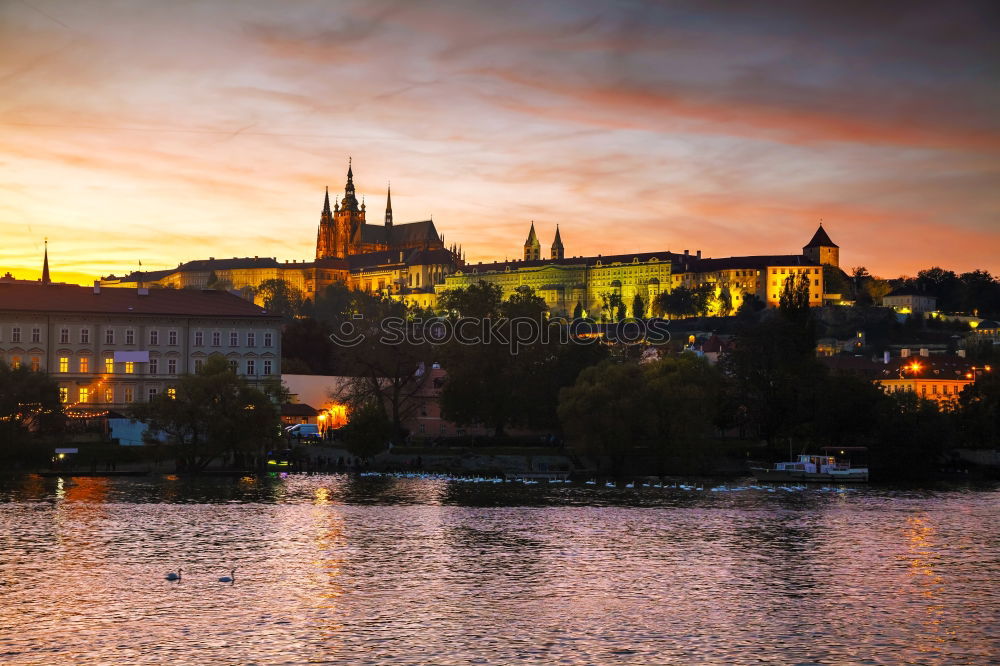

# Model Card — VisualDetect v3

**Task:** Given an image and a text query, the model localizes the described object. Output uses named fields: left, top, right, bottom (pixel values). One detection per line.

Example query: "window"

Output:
left=79, top=388, right=90, bottom=403
left=31, top=357, right=40, bottom=371
left=167, top=387, right=176, bottom=400
left=167, top=359, right=177, bottom=374
left=263, top=359, right=272, bottom=375
left=228, top=360, right=239, bottom=373
left=149, top=330, right=159, bottom=345
left=194, top=331, right=204, bottom=346
left=168, top=330, right=177, bottom=345
left=194, top=359, right=204, bottom=373
left=79, top=357, right=90, bottom=373
left=104, top=387, right=113, bottom=403
left=124, top=361, right=134, bottom=374
left=59, top=357, right=69, bottom=373
left=246, top=359, right=256, bottom=375
left=264, top=332, right=273, bottom=347
left=60, top=328, right=70, bottom=343
left=229, top=331, right=239, bottom=347
left=149, top=358, right=159, bottom=374
left=11, top=356, right=21, bottom=369
left=247, top=332, right=256, bottom=347
left=125, top=329, right=135, bottom=345
left=105, top=357, right=114, bottom=374
left=106, top=329, right=115, bottom=344
left=814, top=280, right=819, bottom=286
left=80, top=328, right=90, bottom=344
left=59, top=387, right=68, bottom=403
left=11, top=327, right=21, bottom=343
left=124, top=387, right=134, bottom=403
left=212, top=331, right=221, bottom=346
left=31, top=328, right=40, bottom=343
left=148, top=388, right=158, bottom=401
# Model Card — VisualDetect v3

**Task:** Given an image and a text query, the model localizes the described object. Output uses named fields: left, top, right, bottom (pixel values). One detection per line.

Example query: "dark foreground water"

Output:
left=0, top=474, right=998, bottom=665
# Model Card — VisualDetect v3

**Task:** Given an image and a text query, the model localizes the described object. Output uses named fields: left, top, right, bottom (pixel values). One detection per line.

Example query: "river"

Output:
left=1, top=473, right=997, bottom=664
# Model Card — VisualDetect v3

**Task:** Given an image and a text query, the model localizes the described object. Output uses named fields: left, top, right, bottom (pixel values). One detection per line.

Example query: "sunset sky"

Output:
left=2, top=0, right=997, bottom=285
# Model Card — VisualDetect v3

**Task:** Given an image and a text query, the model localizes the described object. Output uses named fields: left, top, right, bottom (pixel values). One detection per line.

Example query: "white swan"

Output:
left=165, top=569, right=181, bottom=581
left=218, top=568, right=236, bottom=583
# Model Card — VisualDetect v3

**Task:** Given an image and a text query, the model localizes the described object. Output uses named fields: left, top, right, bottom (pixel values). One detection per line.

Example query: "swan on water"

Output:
left=218, top=568, right=236, bottom=583
left=165, top=569, right=182, bottom=581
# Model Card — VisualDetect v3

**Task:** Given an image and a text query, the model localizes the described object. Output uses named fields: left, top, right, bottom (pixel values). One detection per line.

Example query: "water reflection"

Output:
left=0, top=475, right=997, bottom=664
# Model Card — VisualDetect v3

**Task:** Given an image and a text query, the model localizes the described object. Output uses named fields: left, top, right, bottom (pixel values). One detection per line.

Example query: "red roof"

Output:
left=0, top=283, right=277, bottom=318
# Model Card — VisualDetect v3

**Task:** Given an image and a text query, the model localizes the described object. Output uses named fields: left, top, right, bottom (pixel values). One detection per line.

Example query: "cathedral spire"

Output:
left=550, top=224, right=564, bottom=260
left=341, top=158, right=359, bottom=212
left=323, top=186, right=331, bottom=214
left=42, top=238, right=50, bottom=284
left=384, top=183, right=393, bottom=227
left=524, top=221, right=541, bottom=261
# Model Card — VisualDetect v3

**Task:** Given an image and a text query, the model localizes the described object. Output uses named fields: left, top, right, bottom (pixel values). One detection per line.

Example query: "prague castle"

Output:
left=441, top=224, right=839, bottom=317
left=103, top=162, right=840, bottom=316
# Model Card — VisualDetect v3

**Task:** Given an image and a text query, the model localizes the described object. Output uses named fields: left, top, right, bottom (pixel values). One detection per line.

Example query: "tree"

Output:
left=438, top=281, right=503, bottom=318
left=598, top=291, right=624, bottom=323
left=257, top=278, right=304, bottom=320
left=716, top=286, right=732, bottom=317
left=736, top=293, right=765, bottom=317
left=656, top=284, right=714, bottom=319
left=339, top=401, right=393, bottom=458
left=282, top=318, right=335, bottom=374
left=131, top=355, right=282, bottom=471
left=206, top=270, right=232, bottom=291
left=573, top=301, right=584, bottom=320
left=0, top=361, right=62, bottom=446
left=632, top=293, right=645, bottom=319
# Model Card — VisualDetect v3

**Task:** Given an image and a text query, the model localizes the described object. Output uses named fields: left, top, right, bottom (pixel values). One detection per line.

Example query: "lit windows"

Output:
left=79, top=388, right=90, bottom=403
left=124, top=387, right=134, bottom=403
left=149, top=330, right=159, bottom=345
left=59, top=357, right=69, bottom=373
left=104, top=387, right=113, bottom=403
left=60, top=328, right=70, bottom=343
left=80, top=328, right=90, bottom=344
left=11, top=356, right=21, bottom=369
left=59, top=387, right=68, bottom=403
left=167, top=387, right=176, bottom=399
left=79, top=357, right=90, bottom=373
left=168, top=330, right=178, bottom=345
left=105, top=357, right=114, bottom=374
left=124, top=362, right=134, bottom=374
left=125, top=329, right=135, bottom=345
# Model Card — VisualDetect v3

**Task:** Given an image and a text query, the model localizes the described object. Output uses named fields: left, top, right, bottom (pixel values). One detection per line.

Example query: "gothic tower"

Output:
left=550, top=225, right=564, bottom=260
left=384, top=183, right=393, bottom=244
left=42, top=239, right=51, bottom=284
left=332, top=160, right=366, bottom=257
left=803, top=223, right=839, bottom=268
left=315, top=187, right=336, bottom=260
left=523, top=221, right=541, bottom=261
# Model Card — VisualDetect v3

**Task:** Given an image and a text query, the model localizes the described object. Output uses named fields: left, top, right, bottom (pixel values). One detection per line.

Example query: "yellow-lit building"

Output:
left=441, top=224, right=836, bottom=316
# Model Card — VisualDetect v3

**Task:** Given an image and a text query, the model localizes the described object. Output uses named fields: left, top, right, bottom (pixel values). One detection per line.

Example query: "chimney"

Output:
left=883, top=351, right=890, bottom=364
left=93, top=280, right=101, bottom=295
left=901, top=348, right=910, bottom=358
left=696, top=250, right=702, bottom=259
left=919, top=348, right=929, bottom=357
left=684, top=249, right=689, bottom=255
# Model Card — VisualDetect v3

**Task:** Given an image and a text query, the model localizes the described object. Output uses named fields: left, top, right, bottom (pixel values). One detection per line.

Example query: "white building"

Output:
left=0, top=282, right=282, bottom=412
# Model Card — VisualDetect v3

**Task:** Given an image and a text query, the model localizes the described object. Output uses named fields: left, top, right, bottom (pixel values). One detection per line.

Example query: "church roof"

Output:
left=804, top=225, right=838, bottom=248
left=360, top=220, right=439, bottom=245
left=346, top=246, right=455, bottom=271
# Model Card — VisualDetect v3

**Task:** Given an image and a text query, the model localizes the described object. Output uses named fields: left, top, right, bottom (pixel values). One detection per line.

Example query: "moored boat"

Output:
left=750, top=447, right=868, bottom=482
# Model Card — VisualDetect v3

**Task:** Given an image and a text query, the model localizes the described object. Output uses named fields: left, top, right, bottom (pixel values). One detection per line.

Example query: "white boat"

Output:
left=750, top=448, right=868, bottom=483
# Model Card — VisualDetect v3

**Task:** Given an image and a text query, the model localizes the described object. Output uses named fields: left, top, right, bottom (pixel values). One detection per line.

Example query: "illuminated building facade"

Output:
left=442, top=225, right=836, bottom=316
left=0, top=282, right=281, bottom=413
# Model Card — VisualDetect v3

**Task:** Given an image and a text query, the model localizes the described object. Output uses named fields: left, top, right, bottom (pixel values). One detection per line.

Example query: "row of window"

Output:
left=770, top=268, right=821, bottom=275
left=884, top=383, right=964, bottom=396
left=60, top=386, right=178, bottom=404
left=3, top=326, right=274, bottom=347
left=771, top=279, right=821, bottom=287
left=10, top=356, right=272, bottom=376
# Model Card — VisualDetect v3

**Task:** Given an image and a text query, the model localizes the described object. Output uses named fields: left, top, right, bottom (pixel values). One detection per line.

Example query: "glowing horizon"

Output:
left=2, top=1, right=997, bottom=286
